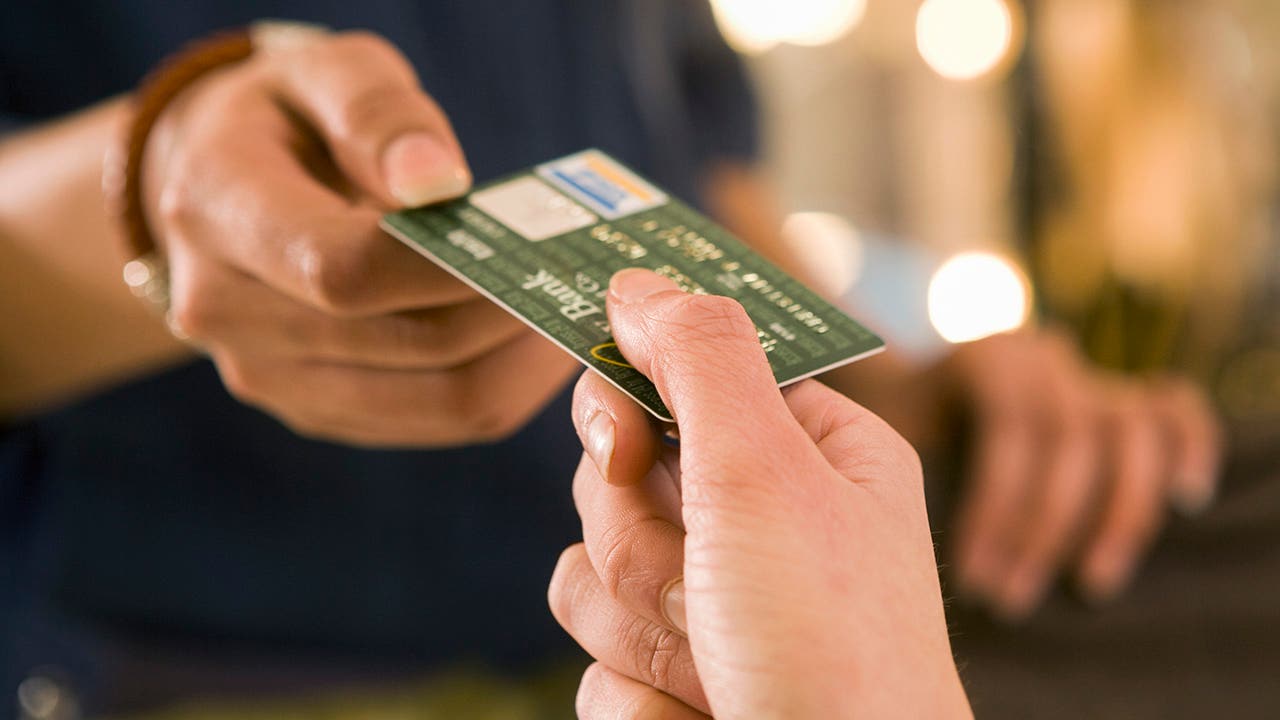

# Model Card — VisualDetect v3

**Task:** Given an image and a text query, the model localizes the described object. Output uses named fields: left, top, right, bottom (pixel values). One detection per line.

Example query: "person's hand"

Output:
left=547, top=269, right=971, bottom=719
left=142, top=29, right=577, bottom=446
left=934, top=332, right=1224, bottom=619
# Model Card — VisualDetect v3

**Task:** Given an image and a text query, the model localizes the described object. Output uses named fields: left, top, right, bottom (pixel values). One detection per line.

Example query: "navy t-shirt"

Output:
left=0, top=0, right=756, bottom=706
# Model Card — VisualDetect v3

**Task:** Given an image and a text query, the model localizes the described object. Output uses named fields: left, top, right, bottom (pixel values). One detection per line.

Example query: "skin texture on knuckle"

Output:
left=821, top=401, right=922, bottom=491
left=656, top=294, right=757, bottom=350
left=294, top=233, right=376, bottom=315
left=596, top=515, right=673, bottom=609
left=800, top=383, right=867, bottom=439
left=642, top=294, right=760, bottom=394
left=624, top=613, right=686, bottom=692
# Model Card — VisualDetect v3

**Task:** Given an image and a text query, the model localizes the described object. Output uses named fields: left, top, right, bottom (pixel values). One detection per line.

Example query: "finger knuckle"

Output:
left=297, top=236, right=374, bottom=314
left=441, top=380, right=523, bottom=444
left=647, top=295, right=756, bottom=384
left=597, top=528, right=639, bottom=601
left=390, top=312, right=454, bottom=362
left=625, top=615, right=684, bottom=689
left=597, top=516, right=665, bottom=602
left=216, top=355, right=260, bottom=403
left=167, top=281, right=219, bottom=339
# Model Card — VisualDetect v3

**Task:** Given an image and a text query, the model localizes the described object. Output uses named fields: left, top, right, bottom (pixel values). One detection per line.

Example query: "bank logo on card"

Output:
left=537, top=149, right=668, bottom=220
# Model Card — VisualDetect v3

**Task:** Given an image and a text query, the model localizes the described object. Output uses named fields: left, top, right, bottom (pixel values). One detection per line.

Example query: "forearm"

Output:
left=0, top=99, right=191, bottom=418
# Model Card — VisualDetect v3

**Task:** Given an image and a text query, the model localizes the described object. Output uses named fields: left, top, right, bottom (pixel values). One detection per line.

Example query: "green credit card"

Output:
left=381, top=149, right=884, bottom=422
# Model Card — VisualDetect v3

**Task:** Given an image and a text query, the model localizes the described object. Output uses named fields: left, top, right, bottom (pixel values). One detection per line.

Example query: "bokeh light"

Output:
left=927, top=251, right=1030, bottom=343
left=781, top=211, right=865, bottom=298
left=710, top=0, right=867, bottom=55
left=916, top=0, right=1017, bottom=81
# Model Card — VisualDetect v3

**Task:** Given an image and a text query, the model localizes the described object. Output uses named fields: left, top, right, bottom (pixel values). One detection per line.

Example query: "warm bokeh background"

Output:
left=715, top=0, right=1279, bottom=445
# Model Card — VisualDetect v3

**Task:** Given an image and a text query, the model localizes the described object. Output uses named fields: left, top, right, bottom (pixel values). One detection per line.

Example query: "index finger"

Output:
left=605, top=270, right=809, bottom=457
left=164, top=110, right=477, bottom=315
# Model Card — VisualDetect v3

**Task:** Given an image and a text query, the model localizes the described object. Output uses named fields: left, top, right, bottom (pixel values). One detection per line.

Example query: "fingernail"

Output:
left=584, top=412, right=615, bottom=483
left=1171, top=478, right=1216, bottom=517
left=383, top=133, right=471, bottom=207
left=609, top=269, right=680, bottom=303
left=661, top=578, right=688, bottom=636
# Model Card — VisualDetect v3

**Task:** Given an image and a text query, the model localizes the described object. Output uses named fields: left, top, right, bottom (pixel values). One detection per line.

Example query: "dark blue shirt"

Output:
left=0, top=0, right=756, bottom=709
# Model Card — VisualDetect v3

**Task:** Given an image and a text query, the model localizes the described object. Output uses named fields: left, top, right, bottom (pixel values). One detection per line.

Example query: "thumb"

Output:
left=606, top=269, right=805, bottom=459
left=265, top=31, right=471, bottom=207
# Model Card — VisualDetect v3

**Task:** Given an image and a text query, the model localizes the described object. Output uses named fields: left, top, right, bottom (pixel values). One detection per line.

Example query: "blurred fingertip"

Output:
left=991, top=599, right=1036, bottom=626
left=1079, top=555, right=1134, bottom=606
left=952, top=549, right=999, bottom=603
left=1171, top=479, right=1216, bottom=517
left=383, top=132, right=471, bottom=207
left=991, top=570, right=1047, bottom=625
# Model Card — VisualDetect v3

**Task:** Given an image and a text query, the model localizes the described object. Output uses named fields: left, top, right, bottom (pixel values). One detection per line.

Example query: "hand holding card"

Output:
left=548, top=270, right=972, bottom=719
left=143, top=30, right=580, bottom=447
left=382, top=150, right=885, bottom=422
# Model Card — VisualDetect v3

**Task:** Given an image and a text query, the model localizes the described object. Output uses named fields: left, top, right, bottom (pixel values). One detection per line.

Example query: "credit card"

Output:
left=381, top=149, right=884, bottom=422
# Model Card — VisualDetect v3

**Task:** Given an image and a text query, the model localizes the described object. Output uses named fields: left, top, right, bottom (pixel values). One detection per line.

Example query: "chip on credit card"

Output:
left=381, top=149, right=885, bottom=422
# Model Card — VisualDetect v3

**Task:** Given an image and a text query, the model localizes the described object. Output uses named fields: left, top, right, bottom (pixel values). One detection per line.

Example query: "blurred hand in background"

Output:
left=711, top=162, right=1226, bottom=624
left=831, top=330, right=1223, bottom=621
